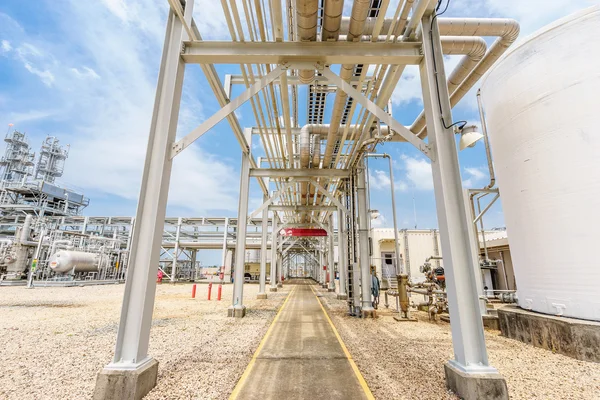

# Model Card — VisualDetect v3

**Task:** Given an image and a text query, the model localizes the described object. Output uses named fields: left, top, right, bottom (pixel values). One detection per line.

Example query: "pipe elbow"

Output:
left=502, top=19, right=520, bottom=43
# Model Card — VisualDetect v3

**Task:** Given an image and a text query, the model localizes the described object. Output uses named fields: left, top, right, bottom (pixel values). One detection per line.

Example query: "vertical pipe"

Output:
left=357, top=159, right=374, bottom=316
left=277, top=250, right=283, bottom=288
left=258, top=197, right=268, bottom=297
left=221, top=217, right=229, bottom=280
left=476, top=89, right=496, bottom=190
left=319, top=245, right=324, bottom=286
left=328, top=213, right=336, bottom=291
left=386, top=155, right=403, bottom=275
left=270, top=216, right=278, bottom=292
left=337, top=204, right=347, bottom=299
left=26, top=224, right=45, bottom=288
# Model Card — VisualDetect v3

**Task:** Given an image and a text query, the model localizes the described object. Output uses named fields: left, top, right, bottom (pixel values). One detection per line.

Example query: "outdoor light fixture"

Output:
left=369, top=209, right=380, bottom=220
left=458, top=124, right=484, bottom=151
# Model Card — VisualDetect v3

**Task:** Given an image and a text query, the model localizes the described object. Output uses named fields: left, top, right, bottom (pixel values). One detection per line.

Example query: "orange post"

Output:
left=191, top=284, right=197, bottom=298
left=208, top=282, right=213, bottom=300
left=217, top=284, right=222, bottom=301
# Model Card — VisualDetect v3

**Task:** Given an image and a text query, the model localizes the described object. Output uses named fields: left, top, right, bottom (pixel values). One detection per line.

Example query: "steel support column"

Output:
left=270, top=216, right=278, bottom=292
left=171, top=217, right=182, bottom=283
left=229, top=137, right=251, bottom=318
left=94, top=7, right=188, bottom=398
left=357, top=159, right=374, bottom=317
left=276, top=250, right=283, bottom=288
left=327, top=214, right=336, bottom=292
left=419, top=13, right=506, bottom=396
left=337, top=205, right=348, bottom=299
left=258, top=197, right=268, bottom=298
left=319, top=246, right=325, bottom=286
left=221, top=217, right=229, bottom=284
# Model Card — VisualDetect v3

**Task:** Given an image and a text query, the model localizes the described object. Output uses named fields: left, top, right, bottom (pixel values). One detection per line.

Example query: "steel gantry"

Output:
left=93, top=0, right=520, bottom=399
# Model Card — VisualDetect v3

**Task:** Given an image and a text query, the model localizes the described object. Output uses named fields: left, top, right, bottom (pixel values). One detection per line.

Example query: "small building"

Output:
left=370, top=228, right=515, bottom=294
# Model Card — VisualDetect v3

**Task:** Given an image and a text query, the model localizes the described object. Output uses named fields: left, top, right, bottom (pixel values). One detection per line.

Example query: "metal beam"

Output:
left=171, top=64, right=287, bottom=158
left=249, top=168, right=350, bottom=178
left=268, top=205, right=338, bottom=212
left=247, top=182, right=296, bottom=221
left=227, top=74, right=373, bottom=86
left=310, top=179, right=347, bottom=213
left=182, top=41, right=423, bottom=65
left=320, top=66, right=433, bottom=160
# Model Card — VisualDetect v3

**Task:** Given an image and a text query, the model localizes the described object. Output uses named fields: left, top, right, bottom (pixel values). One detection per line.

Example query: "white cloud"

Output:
left=1, top=40, right=11, bottom=52
left=462, top=166, right=488, bottom=188
left=391, top=65, right=422, bottom=106
left=402, top=155, right=434, bottom=190
left=0, top=0, right=240, bottom=215
left=391, top=56, right=462, bottom=107
left=6, top=109, right=58, bottom=124
left=70, top=67, right=100, bottom=80
left=23, top=62, right=55, bottom=86
left=368, top=169, right=408, bottom=192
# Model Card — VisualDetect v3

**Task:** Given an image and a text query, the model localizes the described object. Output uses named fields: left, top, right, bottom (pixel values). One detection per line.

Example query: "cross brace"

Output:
left=320, top=66, right=433, bottom=160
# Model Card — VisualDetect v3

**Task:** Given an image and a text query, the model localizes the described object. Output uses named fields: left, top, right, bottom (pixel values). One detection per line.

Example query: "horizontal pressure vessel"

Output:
left=49, top=250, right=102, bottom=273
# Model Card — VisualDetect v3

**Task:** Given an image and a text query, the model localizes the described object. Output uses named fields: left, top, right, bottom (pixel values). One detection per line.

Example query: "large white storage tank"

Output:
left=480, top=6, right=600, bottom=321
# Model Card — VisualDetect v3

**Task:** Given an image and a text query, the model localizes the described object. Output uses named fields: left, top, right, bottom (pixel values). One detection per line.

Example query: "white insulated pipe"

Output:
left=321, top=0, right=345, bottom=41
left=296, top=0, right=319, bottom=83
left=411, top=18, right=520, bottom=137
left=322, top=0, right=372, bottom=169
left=312, top=134, right=321, bottom=168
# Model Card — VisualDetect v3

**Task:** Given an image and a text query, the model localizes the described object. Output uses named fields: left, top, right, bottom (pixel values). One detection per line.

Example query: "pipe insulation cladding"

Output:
left=49, top=250, right=105, bottom=273
left=480, top=6, right=600, bottom=321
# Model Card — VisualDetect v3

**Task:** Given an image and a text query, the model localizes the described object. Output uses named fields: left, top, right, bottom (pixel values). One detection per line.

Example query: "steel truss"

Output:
left=93, top=0, right=518, bottom=398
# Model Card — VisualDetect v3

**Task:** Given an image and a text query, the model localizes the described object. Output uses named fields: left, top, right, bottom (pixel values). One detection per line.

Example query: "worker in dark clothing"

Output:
left=371, top=266, right=380, bottom=310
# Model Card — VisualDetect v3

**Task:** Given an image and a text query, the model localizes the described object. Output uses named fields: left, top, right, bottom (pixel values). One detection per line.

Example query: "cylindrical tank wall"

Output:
left=480, top=6, right=600, bottom=320
left=49, top=250, right=103, bottom=273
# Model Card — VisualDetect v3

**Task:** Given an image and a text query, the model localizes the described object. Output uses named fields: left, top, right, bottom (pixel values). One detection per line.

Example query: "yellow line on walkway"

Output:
left=311, top=285, right=376, bottom=400
left=229, top=286, right=295, bottom=400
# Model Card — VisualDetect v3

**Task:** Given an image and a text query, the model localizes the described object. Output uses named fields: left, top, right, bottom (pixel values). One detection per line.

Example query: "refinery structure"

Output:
left=1, top=2, right=600, bottom=400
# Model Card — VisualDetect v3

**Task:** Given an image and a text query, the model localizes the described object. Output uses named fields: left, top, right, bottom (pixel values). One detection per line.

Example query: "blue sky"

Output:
left=0, top=0, right=597, bottom=237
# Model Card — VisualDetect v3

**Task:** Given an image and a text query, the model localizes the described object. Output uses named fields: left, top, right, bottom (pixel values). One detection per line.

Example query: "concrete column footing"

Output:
left=327, top=288, right=335, bottom=292
left=227, top=306, right=246, bottom=318
left=336, top=294, right=348, bottom=300
left=269, top=287, right=278, bottom=292
left=93, top=358, right=158, bottom=400
left=256, top=293, right=268, bottom=299
left=361, top=309, right=376, bottom=318
left=444, top=362, right=508, bottom=400
left=393, top=315, right=418, bottom=322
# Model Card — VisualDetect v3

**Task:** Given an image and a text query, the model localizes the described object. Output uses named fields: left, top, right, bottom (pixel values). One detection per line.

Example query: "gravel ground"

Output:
left=0, top=282, right=289, bottom=400
left=315, top=286, right=600, bottom=400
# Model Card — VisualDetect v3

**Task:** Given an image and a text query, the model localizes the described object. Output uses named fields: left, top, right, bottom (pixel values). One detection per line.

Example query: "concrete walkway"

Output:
left=231, top=280, right=372, bottom=400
